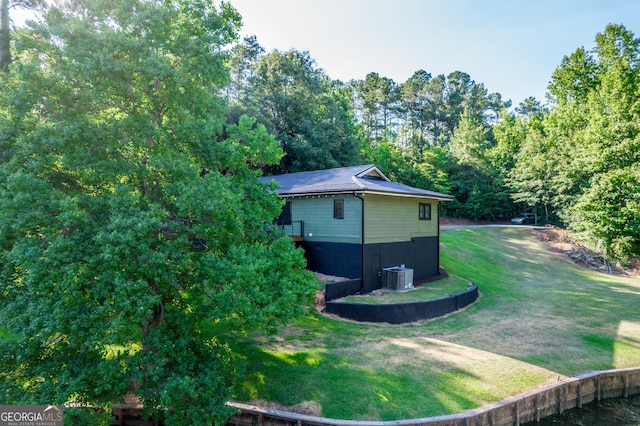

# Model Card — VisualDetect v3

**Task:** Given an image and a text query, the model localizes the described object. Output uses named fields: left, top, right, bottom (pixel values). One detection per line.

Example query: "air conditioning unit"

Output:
left=383, top=266, right=414, bottom=290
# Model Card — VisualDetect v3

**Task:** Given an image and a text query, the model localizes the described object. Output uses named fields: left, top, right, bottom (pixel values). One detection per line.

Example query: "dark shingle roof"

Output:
left=260, top=165, right=454, bottom=200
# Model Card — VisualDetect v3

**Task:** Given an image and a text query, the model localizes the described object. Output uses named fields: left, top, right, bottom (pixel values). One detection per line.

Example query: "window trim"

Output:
left=419, top=203, right=432, bottom=220
left=333, top=199, right=345, bottom=219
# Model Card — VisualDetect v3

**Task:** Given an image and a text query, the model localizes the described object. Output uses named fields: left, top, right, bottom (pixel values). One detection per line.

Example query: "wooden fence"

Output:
left=111, top=367, right=640, bottom=426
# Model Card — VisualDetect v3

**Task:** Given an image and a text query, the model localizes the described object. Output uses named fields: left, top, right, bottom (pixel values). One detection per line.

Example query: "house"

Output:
left=261, top=165, right=454, bottom=293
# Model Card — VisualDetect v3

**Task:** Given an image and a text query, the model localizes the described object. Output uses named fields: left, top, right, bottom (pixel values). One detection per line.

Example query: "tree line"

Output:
left=226, top=25, right=639, bottom=263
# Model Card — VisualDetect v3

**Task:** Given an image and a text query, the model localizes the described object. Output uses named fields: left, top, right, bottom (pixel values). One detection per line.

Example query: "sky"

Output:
left=228, top=0, right=640, bottom=107
left=10, top=1, right=640, bottom=107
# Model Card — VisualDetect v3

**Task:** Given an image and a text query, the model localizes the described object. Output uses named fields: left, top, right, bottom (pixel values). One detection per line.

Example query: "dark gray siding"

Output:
left=301, top=236, right=439, bottom=295
left=362, top=236, right=439, bottom=293
left=301, top=241, right=362, bottom=279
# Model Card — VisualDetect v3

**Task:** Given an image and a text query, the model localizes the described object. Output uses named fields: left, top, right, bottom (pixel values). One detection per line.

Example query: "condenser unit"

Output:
left=382, top=266, right=414, bottom=290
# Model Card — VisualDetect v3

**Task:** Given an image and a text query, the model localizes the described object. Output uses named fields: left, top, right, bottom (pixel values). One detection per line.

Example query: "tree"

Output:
left=234, top=49, right=360, bottom=173
left=449, top=109, right=491, bottom=170
left=404, top=146, right=453, bottom=196
left=226, top=35, right=264, bottom=104
left=394, top=70, right=509, bottom=155
left=506, top=24, right=640, bottom=249
left=0, top=0, right=45, bottom=72
left=399, top=70, right=438, bottom=157
left=0, top=1, right=315, bottom=424
left=567, top=166, right=640, bottom=263
left=447, top=110, right=511, bottom=220
left=348, top=67, right=512, bottom=220
left=423, top=74, right=448, bottom=146
left=354, top=72, right=401, bottom=141
left=0, top=0, right=9, bottom=71
left=443, top=71, right=508, bottom=131
left=491, top=109, right=530, bottom=174
left=547, top=46, right=598, bottom=107
left=508, top=126, right=557, bottom=222
left=515, top=96, right=548, bottom=118
left=361, top=137, right=407, bottom=181
left=557, top=24, right=640, bottom=259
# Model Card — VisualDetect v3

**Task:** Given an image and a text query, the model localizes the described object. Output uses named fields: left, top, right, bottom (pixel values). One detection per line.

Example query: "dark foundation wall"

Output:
left=300, top=237, right=440, bottom=294
left=363, top=236, right=439, bottom=293
left=301, top=241, right=362, bottom=280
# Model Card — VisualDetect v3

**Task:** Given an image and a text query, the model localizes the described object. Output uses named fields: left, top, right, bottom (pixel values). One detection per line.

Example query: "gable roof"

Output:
left=260, top=165, right=454, bottom=201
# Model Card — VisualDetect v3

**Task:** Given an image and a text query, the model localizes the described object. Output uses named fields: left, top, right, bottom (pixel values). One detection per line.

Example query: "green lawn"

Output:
left=337, top=275, right=472, bottom=304
left=230, top=227, right=640, bottom=421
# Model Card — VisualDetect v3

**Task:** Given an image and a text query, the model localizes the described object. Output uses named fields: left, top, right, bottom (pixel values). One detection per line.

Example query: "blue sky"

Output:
left=228, top=0, right=640, bottom=107
left=10, top=1, right=640, bottom=107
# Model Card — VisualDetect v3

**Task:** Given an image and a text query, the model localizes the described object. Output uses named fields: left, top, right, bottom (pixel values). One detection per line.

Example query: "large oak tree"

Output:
left=0, top=0, right=315, bottom=424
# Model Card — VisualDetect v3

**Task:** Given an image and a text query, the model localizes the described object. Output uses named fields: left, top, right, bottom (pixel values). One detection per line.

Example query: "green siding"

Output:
left=289, top=194, right=362, bottom=244
left=364, top=194, right=438, bottom=244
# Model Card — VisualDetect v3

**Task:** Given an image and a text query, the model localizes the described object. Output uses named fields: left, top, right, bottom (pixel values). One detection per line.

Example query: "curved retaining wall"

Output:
left=323, top=282, right=478, bottom=324
left=107, top=367, right=640, bottom=425
left=324, top=279, right=363, bottom=301
left=224, top=367, right=640, bottom=426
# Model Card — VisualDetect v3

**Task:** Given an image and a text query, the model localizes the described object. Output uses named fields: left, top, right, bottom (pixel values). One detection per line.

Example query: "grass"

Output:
left=337, top=275, right=472, bottom=304
left=230, top=227, right=640, bottom=421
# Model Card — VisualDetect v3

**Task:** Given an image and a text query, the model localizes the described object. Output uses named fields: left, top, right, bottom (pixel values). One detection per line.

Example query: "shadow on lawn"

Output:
left=232, top=336, right=482, bottom=421
left=442, top=227, right=640, bottom=377
left=231, top=227, right=640, bottom=421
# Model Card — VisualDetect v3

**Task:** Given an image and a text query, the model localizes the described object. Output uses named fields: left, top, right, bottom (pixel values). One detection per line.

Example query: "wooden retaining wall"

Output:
left=109, top=367, right=640, bottom=426
left=223, top=367, right=640, bottom=426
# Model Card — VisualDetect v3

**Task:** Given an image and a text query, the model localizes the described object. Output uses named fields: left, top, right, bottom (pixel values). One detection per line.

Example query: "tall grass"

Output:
left=230, top=227, right=640, bottom=420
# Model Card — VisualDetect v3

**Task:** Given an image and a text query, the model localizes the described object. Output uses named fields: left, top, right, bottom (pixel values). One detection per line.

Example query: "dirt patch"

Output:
left=533, top=227, right=639, bottom=276
left=315, top=290, right=326, bottom=312
left=314, top=274, right=354, bottom=312
left=315, top=273, right=351, bottom=283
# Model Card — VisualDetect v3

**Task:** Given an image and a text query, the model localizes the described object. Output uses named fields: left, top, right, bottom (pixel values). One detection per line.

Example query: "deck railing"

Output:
left=280, top=220, right=304, bottom=239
